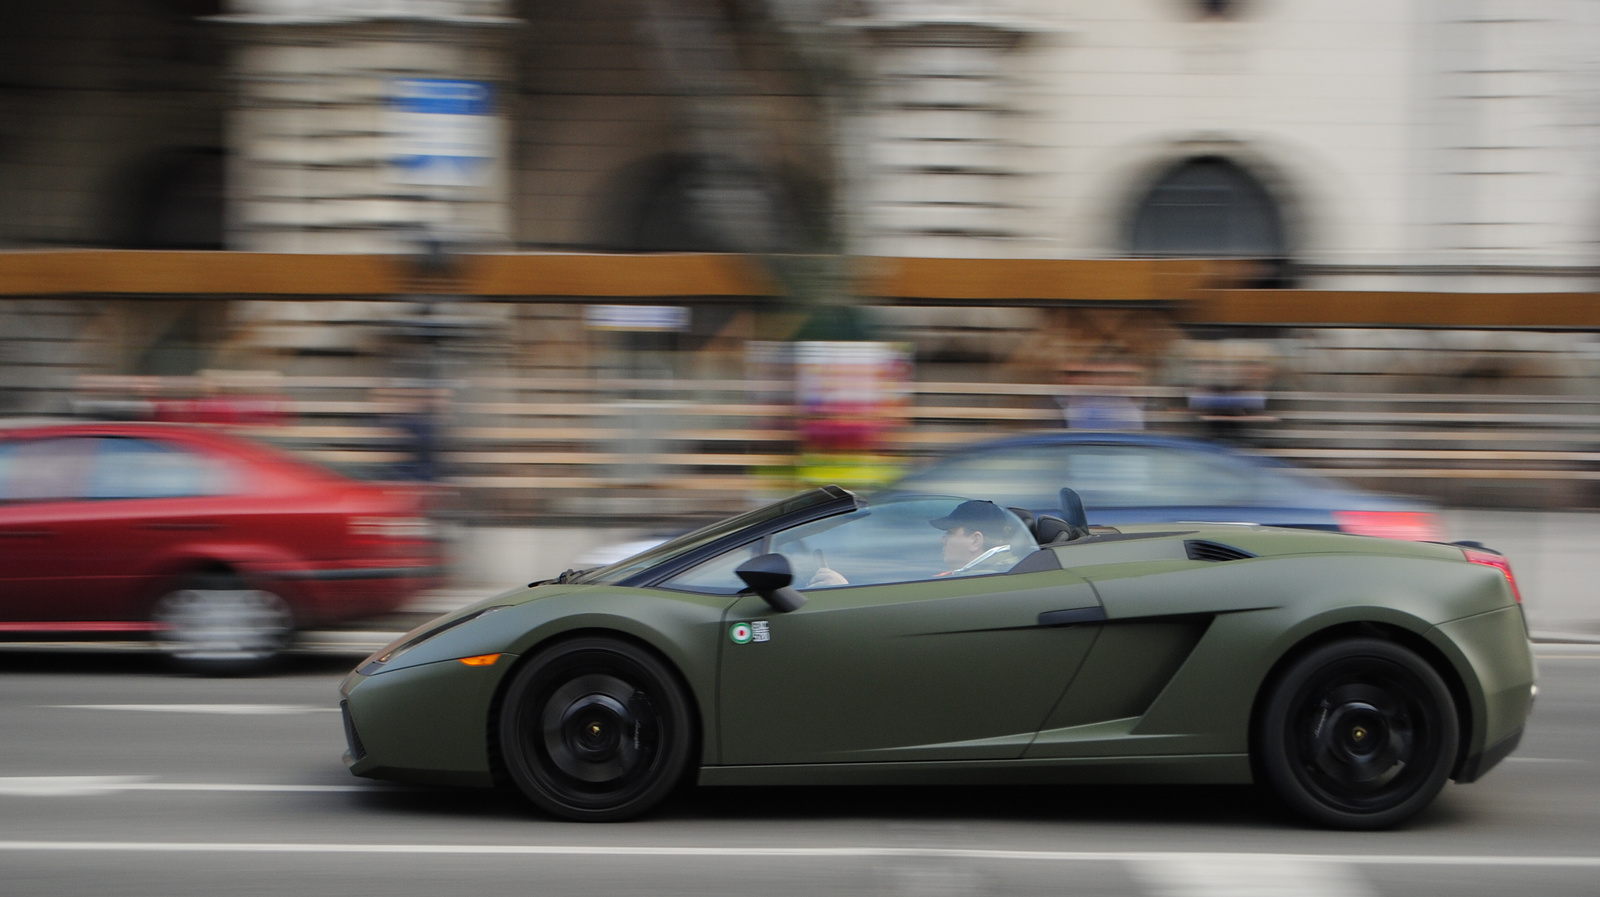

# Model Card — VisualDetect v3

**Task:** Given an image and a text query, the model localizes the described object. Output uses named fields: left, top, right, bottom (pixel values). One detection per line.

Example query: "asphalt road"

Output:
left=1, top=646, right=1597, bottom=897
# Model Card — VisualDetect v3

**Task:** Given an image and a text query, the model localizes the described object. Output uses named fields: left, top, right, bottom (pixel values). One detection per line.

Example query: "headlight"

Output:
left=356, top=605, right=507, bottom=675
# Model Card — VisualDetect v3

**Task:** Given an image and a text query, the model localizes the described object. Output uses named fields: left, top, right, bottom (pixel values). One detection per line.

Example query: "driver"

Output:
left=804, top=499, right=1024, bottom=587
left=931, top=500, right=1024, bottom=577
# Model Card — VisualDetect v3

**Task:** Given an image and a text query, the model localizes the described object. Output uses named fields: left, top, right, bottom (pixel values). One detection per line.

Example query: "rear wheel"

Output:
left=1257, top=637, right=1459, bottom=830
left=152, top=573, right=293, bottom=675
left=498, top=637, right=694, bottom=821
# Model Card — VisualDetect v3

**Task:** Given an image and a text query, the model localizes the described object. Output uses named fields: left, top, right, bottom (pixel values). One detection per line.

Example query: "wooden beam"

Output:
left=0, top=251, right=398, bottom=296
left=0, top=251, right=778, bottom=298
left=0, top=252, right=1230, bottom=301
left=467, top=253, right=777, bottom=297
left=856, top=257, right=1232, bottom=302
left=5, top=251, right=1600, bottom=329
left=1192, top=289, right=1600, bottom=328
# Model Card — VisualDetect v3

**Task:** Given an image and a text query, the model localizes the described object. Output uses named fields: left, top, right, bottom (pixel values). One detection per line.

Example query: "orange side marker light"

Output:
left=458, top=654, right=502, bottom=666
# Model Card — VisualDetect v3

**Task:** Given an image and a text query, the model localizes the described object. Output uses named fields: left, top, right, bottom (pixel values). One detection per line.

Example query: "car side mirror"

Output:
left=735, top=553, right=807, bottom=613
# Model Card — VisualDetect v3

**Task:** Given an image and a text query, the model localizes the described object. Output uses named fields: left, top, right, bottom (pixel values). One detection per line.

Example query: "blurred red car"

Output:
left=0, top=422, right=443, bottom=672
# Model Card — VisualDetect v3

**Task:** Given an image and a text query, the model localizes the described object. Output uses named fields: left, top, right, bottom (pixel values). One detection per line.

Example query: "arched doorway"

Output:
left=1129, top=156, right=1286, bottom=260
left=106, top=147, right=225, bottom=250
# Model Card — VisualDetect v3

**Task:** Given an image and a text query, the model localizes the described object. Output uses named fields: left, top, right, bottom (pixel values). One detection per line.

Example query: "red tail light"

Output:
left=1463, top=548, right=1523, bottom=603
left=1331, top=510, right=1442, bottom=541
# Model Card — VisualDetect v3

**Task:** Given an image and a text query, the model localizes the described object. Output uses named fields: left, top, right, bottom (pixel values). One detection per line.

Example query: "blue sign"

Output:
left=390, top=79, right=494, bottom=186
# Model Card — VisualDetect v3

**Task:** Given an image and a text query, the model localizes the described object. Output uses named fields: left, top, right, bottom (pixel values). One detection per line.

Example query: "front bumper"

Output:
left=339, top=654, right=514, bottom=788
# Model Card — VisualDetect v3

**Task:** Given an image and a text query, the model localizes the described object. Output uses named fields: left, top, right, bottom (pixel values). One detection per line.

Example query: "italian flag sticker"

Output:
left=729, top=623, right=753, bottom=644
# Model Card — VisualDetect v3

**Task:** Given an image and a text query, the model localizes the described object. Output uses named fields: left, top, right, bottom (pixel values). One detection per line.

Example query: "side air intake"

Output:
left=1185, top=540, right=1257, bottom=562
left=340, top=700, right=367, bottom=762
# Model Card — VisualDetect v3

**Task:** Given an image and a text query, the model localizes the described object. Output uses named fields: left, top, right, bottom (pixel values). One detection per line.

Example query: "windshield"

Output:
left=647, top=494, right=1042, bottom=594
left=574, top=487, right=855, bottom=584
left=772, top=497, right=1040, bottom=588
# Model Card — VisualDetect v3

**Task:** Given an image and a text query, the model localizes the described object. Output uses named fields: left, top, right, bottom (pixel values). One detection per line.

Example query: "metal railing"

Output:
left=106, top=375, right=1593, bottom=521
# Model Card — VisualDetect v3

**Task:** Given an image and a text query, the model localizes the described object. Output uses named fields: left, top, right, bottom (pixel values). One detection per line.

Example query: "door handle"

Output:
left=1037, top=606, right=1107, bottom=627
left=0, top=530, right=53, bottom=538
left=138, top=521, right=222, bottom=532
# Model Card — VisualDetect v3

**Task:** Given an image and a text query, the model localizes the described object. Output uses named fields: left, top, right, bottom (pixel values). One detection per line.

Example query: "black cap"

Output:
left=929, top=500, right=1011, bottom=533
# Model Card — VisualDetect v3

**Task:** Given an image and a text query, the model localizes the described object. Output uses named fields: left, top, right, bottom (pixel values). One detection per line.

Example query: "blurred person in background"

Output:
left=1186, top=348, right=1275, bottom=442
left=1054, top=362, right=1146, bottom=431
left=382, top=384, right=450, bottom=483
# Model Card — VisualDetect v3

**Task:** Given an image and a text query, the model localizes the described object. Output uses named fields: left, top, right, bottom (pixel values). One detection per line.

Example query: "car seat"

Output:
left=1035, top=488, right=1092, bottom=543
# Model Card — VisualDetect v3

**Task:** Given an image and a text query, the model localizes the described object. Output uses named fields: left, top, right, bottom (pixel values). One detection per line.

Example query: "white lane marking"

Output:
left=0, top=777, right=155, bottom=796
left=48, top=704, right=338, bottom=714
left=1130, top=854, right=1371, bottom=897
left=0, top=777, right=373, bottom=796
left=0, top=844, right=1596, bottom=867
left=0, top=639, right=378, bottom=656
left=1505, top=757, right=1584, bottom=764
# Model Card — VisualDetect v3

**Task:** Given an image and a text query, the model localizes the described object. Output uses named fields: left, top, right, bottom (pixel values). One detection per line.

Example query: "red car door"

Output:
left=0, top=436, right=103, bottom=624
left=0, top=434, right=241, bottom=627
left=73, top=435, right=241, bottom=622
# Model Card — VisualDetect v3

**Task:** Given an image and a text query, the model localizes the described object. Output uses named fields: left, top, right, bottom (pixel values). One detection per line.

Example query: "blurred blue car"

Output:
left=882, top=432, right=1441, bottom=541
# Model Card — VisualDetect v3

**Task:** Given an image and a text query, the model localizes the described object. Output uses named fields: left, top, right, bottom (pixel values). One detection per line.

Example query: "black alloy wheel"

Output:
left=498, top=637, right=694, bottom=821
left=1257, top=637, right=1459, bottom=830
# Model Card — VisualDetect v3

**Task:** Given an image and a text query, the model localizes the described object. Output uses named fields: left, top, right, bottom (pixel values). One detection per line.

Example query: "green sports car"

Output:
left=339, top=486, right=1535, bottom=830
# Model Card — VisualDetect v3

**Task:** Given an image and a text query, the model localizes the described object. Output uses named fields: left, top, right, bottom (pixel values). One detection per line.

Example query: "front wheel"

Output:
left=1257, top=637, right=1459, bottom=830
left=498, top=637, right=695, bottom=821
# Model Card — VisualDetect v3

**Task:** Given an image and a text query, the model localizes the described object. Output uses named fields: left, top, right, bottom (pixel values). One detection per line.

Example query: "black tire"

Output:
left=498, top=636, right=695, bottom=821
left=1257, top=637, right=1459, bottom=830
left=152, top=573, right=294, bottom=676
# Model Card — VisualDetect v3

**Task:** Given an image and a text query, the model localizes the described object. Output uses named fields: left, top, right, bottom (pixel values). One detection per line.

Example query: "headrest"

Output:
left=1059, top=487, right=1088, bottom=529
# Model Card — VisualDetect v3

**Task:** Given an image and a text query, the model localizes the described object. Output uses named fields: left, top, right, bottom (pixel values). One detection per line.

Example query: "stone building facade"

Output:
left=9, top=1, right=1600, bottom=514
left=7, top=1, right=1600, bottom=275
left=5, top=0, right=1600, bottom=388
left=849, top=0, right=1600, bottom=288
left=0, top=1, right=227, bottom=249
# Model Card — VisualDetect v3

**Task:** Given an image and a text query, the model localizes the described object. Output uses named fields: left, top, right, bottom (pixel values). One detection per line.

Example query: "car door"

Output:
left=73, top=435, right=238, bottom=620
left=0, top=434, right=237, bottom=625
left=1021, top=533, right=1257, bottom=760
left=0, top=436, right=101, bottom=622
left=714, top=498, right=1104, bottom=766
